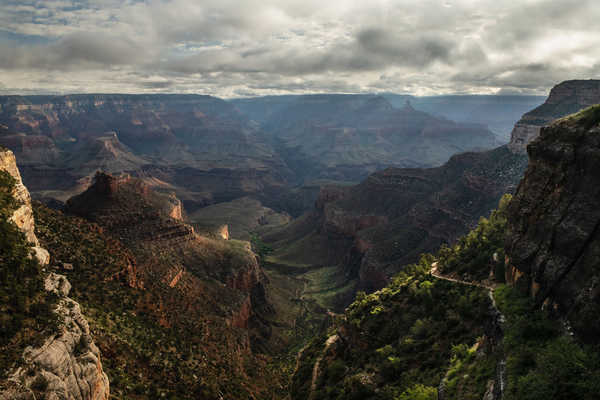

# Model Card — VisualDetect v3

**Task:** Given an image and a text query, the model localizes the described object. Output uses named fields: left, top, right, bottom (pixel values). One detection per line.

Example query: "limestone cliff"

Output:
left=1, top=274, right=110, bottom=400
left=0, top=149, right=49, bottom=265
left=0, top=149, right=109, bottom=400
left=509, top=80, right=600, bottom=153
left=505, top=105, right=600, bottom=343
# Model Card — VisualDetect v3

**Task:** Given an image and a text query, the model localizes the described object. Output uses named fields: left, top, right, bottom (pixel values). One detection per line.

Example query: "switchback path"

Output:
left=430, top=262, right=506, bottom=399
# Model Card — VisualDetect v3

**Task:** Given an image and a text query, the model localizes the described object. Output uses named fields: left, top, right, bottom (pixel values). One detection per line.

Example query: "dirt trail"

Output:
left=430, top=263, right=506, bottom=400
left=309, top=334, right=339, bottom=400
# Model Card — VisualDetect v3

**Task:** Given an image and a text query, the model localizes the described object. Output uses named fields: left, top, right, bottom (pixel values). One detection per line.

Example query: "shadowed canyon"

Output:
left=2, top=80, right=600, bottom=400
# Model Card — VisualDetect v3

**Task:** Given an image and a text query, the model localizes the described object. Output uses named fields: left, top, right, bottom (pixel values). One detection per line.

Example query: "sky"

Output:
left=0, top=0, right=599, bottom=98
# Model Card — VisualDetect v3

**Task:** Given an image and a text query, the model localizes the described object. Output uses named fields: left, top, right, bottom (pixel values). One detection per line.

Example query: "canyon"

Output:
left=2, top=80, right=600, bottom=399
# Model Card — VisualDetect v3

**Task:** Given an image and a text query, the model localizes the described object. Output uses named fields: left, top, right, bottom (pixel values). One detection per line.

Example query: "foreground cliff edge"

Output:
left=0, top=148, right=109, bottom=400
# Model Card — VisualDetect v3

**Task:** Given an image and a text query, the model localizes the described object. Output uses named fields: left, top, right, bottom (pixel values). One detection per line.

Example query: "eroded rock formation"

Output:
left=0, top=149, right=109, bottom=400
left=1, top=274, right=110, bottom=400
left=505, top=105, right=600, bottom=342
left=508, top=80, right=600, bottom=153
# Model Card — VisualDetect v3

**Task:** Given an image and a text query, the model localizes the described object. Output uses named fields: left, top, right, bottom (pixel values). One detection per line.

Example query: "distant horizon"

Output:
left=0, top=90, right=548, bottom=100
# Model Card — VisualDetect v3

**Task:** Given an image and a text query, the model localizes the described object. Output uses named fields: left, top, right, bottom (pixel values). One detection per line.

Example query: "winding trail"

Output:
left=430, top=263, right=506, bottom=400
left=308, top=334, right=339, bottom=400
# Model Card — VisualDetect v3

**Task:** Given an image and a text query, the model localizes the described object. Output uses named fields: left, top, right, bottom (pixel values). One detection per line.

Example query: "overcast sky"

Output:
left=0, top=0, right=599, bottom=97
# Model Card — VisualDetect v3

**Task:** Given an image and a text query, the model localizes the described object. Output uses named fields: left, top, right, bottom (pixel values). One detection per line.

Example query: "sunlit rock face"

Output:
left=508, top=80, right=600, bottom=154
left=0, top=149, right=49, bottom=264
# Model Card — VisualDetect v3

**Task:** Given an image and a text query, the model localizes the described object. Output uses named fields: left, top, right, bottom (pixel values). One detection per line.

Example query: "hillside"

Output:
left=263, top=80, right=600, bottom=311
left=293, top=125, right=600, bottom=400
left=506, top=104, right=600, bottom=343
left=0, top=149, right=109, bottom=399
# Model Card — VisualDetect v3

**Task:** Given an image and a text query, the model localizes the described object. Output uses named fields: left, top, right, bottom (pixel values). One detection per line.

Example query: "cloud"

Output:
left=0, top=0, right=599, bottom=96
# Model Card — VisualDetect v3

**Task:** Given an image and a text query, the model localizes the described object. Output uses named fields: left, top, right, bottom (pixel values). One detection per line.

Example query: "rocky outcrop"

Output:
left=506, top=105, right=600, bottom=343
left=0, top=150, right=109, bottom=400
left=0, top=149, right=49, bottom=265
left=509, top=80, right=600, bottom=153
left=1, top=274, right=110, bottom=400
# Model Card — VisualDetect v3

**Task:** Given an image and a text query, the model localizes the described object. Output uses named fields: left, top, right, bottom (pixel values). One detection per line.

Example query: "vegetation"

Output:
left=441, top=341, right=496, bottom=400
left=291, top=196, right=518, bottom=400
left=250, top=232, right=274, bottom=260
left=558, top=104, right=600, bottom=129
left=495, top=285, right=600, bottom=400
left=34, top=204, right=262, bottom=399
left=437, top=194, right=511, bottom=281
left=293, top=254, right=491, bottom=400
left=0, top=171, right=57, bottom=378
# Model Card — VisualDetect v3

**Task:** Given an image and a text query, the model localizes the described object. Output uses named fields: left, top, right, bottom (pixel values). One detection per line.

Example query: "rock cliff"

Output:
left=0, top=149, right=49, bottom=265
left=1, top=274, right=110, bottom=400
left=508, top=80, right=600, bottom=153
left=505, top=104, right=600, bottom=343
left=0, top=149, right=109, bottom=400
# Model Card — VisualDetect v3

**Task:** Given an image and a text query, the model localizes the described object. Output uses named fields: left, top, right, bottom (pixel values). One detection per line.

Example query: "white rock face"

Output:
left=0, top=150, right=110, bottom=400
left=0, top=149, right=49, bottom=265
left=1, top=276, right=110, bottom=400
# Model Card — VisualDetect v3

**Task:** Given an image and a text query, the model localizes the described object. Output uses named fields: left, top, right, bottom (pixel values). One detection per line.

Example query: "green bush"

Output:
left=496, top=285, right=600, bottom=400
left=0, top=171, right=58, bottom=377
left=398, top=384, right=437, bottom=400
left=437, top=194, right=511, bottom=281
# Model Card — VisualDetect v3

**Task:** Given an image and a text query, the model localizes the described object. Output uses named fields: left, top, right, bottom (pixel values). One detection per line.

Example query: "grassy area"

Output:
left=303, top=265, right=357, bottom=311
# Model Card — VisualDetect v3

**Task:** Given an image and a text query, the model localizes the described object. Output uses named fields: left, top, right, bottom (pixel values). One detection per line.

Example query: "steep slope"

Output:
left=508, top=79, right=600, bottom=153
left=505, top=104, right=600, bottom=343
left=294, top=178, right=600, bottom=400
left=60, top=171, right=296, bottom=398
left=265, top=80, right=600, bottom=307
left=290, top=206, right=508, bottom=400
left=0, top=148, right=109, bottom=400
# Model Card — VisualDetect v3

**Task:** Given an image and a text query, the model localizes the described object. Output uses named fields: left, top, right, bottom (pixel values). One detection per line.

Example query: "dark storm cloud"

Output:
left=0, top=31, right=147, bottom=70
left=356, top=28, right=453, bottom=66
left=158, top=27, right=471, bottom=76
left=0, top=0, right=599, bottom=96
